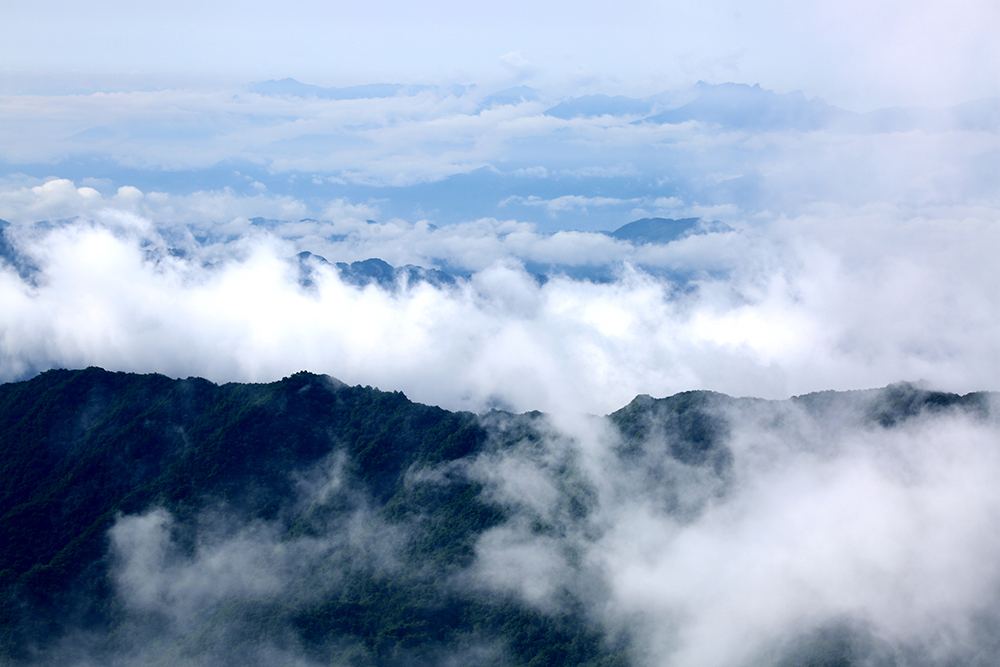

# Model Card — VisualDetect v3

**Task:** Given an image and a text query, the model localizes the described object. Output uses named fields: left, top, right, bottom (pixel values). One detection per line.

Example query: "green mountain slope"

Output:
left=0, top=368, right=994, bottom=666
left=0, top=368, right=626, bottom=666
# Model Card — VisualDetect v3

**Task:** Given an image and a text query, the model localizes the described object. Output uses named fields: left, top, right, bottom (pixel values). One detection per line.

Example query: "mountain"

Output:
left=638, top=81, right=852, bottom=131
left=605, top=217, right=702, bottom=244
left=297, top=217, right=729, bottom=291
left=544, top=94, right=658, bottom=119
left=481, top=86, right=540, bottom=108
left=0, top=369, right=994, bottom=665
left=0, top=219, right=38, bottom=284
left=297, top=252, right=458, bottom=290
left=600, top=217, right=735, bottom=247
left=0, top=368, right=619, bottom=666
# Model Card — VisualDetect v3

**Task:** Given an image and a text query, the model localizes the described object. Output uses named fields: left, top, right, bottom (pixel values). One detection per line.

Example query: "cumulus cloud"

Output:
left=0, top=79, right=996, bottom=415
left=1, top=196, right=999, bottom=416
left=0, top=178, right=313, bottom=225
left=499, top=51, right=538, bottom=82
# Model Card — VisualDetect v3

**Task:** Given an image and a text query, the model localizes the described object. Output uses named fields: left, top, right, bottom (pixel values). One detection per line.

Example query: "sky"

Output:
left=3, top=0, right=999, bottom=109
left=0, top=0, right=999, bottom=410
left=5, top=4, right=1000, bottom=666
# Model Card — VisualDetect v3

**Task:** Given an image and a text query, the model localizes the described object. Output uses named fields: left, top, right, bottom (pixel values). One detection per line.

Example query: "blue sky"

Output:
left=0, top=0, right=999, bottom=409
left=1, top=0, right=998, bottom=232
left=5, top=8, right=1000, bottom=661
left=4, top=0, right=998, bottom=107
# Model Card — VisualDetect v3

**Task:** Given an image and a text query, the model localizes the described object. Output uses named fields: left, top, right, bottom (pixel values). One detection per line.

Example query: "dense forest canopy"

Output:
left=1, top=368, right=997, bottom=666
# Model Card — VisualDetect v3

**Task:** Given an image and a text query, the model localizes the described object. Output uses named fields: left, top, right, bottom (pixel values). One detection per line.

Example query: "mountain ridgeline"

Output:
left=250, top=78, right=1000, bottom=134
left=287, top=216, right=721, bottom=290
left=0, top=369, right=995, bottom=666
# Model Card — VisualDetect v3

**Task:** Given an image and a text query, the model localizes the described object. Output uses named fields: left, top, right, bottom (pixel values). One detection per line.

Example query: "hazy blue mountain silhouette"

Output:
left=297, top=252, right=457, bottom=290
left=298, top=217, right=733, bottom=291
left=638, top=81, right=851, bottom=130
left=545, top=94, right=658, bottom=119
left=605, top=217, right=703, bottom=244
left=481, top=86, right=540, bottom=107
left=0, top=220, right=38, bottom=284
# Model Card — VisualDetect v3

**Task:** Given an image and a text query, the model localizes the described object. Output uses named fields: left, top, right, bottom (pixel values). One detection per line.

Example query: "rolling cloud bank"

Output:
left=1, top=194, right=998, bottom=414
left=2, top=78, right=1000, bottom=666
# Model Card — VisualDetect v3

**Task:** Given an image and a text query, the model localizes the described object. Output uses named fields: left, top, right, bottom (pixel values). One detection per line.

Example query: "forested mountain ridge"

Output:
left=0, top=368, right=619, bottom=666
left=0, top=368, right=994, bottom=666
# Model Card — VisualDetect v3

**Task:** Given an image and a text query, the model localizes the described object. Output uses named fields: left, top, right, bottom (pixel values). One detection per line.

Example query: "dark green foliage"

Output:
left=863, top=381, right=992, bottom=427
left=790, top=381, right=993, bottom=427
left=770, top=622, right=900, bottom=667
left=609, top=390, right=735, bottom=473
left=3, top=368, right=991, bottom=666
left=0, top=368, right=624, bottom=666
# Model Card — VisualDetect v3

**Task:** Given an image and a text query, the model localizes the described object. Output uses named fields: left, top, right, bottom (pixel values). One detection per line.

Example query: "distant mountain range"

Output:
left=602, top=216, right=732, bottom=245
left=250, top=78, right=999, bottom=133
left=248, top=78, right=546, bottom=114
left=545, top=81, right=1000, bottom=133
left=0, top=220, right=37, bottom=284
left=308, top=217, right=723, bottom=289
left=297, top=253, right=458, bottom=290
left=0, top=216, right=727, bottom=294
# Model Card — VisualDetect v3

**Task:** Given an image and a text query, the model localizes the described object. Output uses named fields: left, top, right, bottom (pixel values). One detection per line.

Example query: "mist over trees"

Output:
left=2, top=368, right=998, bottom=666
left=4, top=1, right=999, bottom=663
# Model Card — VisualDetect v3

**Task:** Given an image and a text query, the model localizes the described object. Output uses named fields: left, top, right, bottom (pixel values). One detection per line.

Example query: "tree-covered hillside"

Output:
left=0, top=368, right=625, bottom=666
left=0, top=368, right=994, bottom=666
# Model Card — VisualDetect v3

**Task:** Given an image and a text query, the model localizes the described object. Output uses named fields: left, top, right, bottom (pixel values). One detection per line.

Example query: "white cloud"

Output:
left=2, top=199, right=1000, bottom=417
left=652, top=196, right=684, bottom=209
left=0, top=178, right=311, bottom=224
left=471, top=399, right=1000, bottom=666
left=505, top=194, right=642, bottom=216
left=0, top=84, right=995, bottom=221
left=499, top=51, right=537, bottom=82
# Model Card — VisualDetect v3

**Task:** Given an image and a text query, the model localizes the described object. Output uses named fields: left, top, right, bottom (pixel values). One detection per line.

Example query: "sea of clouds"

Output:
left=1, top=192, right=998, bottom=416
left=0, top=82, right=996, bottom=415
left=4, top=78, right=1000, bottom=666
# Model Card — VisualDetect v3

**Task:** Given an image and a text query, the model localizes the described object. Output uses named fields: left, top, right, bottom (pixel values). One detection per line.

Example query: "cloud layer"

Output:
left=5, top=0, right=999, bottom=109
left=1, top=81, right=996, bottom=230
left=1, top=195, right=998, bottom=416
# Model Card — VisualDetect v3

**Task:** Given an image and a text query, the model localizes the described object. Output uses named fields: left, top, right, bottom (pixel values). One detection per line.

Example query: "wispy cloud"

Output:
left=3, top=81, right=995, bottom=231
